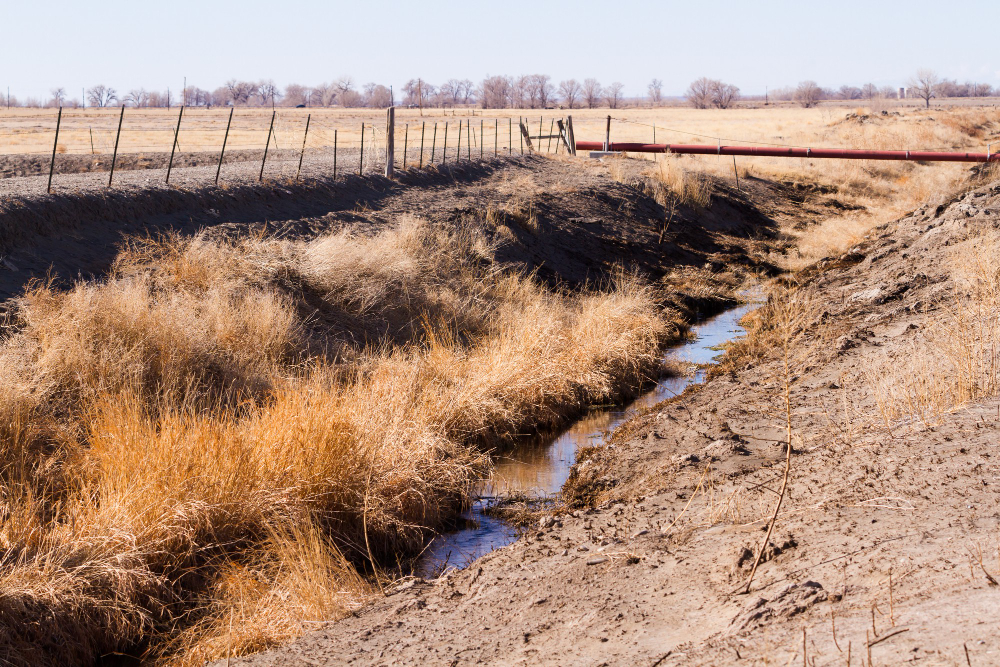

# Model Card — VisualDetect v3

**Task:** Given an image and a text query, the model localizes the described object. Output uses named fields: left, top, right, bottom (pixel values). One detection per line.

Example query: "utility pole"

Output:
left=183, top=76, right=186, bottom=106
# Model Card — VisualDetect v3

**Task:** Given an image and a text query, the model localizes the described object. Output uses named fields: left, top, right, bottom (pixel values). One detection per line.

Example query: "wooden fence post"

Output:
left=547, top=118, right=555, bottom=153
left=108, top=105, right=125, bottom=188
left=519, top=120, right=534, bottom=152
left=557, top=119, right=572, bottom=154
left=216, top=107, right=233, bottom=185
left=456, top=119, right=462, bottom=162
left=442, top=122, right=448, bottom=164
left=166, top=105, right=185, bottom=184
left=566, top=115, right=577, bottom=156
left=47, top=107, right=62, bottom=194
left=604, top=115, right=611, bottom=151
left=403, top=122, right=408, bottom=169
left=333, top=129, right=338, bottom=179
left=296, top=113, right=311, bottom=181
left=259, top=110, right=275, bottom=182
left=385, top=107, right=395, bottom=178
left=359, top=123, right=365, bottom=175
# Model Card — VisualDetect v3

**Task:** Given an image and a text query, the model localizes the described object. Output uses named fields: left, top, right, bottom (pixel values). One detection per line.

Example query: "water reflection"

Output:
left=415, top=303, right=755, bottom=577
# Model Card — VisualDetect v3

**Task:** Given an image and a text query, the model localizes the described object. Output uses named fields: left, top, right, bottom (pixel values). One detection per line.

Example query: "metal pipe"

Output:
left=575, top=141, right=1000, bottom=163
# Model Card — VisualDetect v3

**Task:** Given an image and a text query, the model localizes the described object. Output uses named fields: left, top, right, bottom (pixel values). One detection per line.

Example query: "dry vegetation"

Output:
left=591, top=105, right=1000, bottom=267
left=866, top=230, right=1000, bottom=430
left=0, top=216, right=673, bottom=665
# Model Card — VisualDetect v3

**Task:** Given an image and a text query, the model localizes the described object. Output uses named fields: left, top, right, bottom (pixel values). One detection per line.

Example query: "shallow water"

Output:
left=415, top=302, right=756, bottom=577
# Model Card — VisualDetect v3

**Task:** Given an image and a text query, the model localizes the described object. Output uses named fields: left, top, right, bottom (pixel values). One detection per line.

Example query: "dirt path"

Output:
left=219, top=179, right=1000, bottom=666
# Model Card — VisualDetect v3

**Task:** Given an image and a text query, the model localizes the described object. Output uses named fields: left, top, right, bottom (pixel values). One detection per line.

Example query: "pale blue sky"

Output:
left=3, top=0, right=997, bottom=102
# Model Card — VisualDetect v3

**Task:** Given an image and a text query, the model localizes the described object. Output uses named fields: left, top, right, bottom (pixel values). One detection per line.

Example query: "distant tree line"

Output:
left=1, top=71, right=994, bottom=110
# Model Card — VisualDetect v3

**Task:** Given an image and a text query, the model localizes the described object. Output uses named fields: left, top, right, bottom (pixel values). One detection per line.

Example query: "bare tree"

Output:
left=334, top=76, right=355, bottom=96
left=793, top=81, right=822, bottom=108
left=49, top=88, right=66, bottom=107
left=457, top=79, right=475, bottom=105
left=582, top=78, right=602, bottom=108
left=311, top=82, right=336, bottom=107
left=257, top=80, right=281, bottom=107
left=282, top=84, right=310, bottom=107
left=364, top=83, right=392, bottom=108
left=86, top=84, right=118, bottom=107
left=605, top=82, right=625, bottom=109
left=534, top=74, right=555, bottom=108
left=439, top=79, right=465, bottom=106
left=860, top=82, right=879, bottom=100
left=686, top=78, right=712, bottom=108
left=713, top=83, right=740, bottom=109
left=403, top=78, right=432, bottom=112
left=908, top=69, right=939, bottom=108
left=838, top=85, right=862, bottom=100
left=686, top=78, right=715, bottom=109
left=339, top=89, right=363, bottom=107
left=225, top=80, right=255, bottom=106
left=648, top=79, right=663, bottom=105
left=557, top=79, right=581, bottom=109
left=479, top=75, right=513, bottom=109
left=124, top=88, right=150, bottom=107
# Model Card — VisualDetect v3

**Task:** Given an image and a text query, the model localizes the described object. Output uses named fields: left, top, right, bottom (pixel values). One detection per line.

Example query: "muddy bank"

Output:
left=223, top=179, right=1000, bottom=666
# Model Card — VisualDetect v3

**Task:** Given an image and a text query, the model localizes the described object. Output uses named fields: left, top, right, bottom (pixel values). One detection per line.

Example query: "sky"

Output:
left=2, top=0, right=998, bottom=103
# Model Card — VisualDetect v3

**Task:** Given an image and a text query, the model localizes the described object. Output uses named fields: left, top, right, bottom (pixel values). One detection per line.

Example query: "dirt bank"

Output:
left=221, top=178, right=1000, bottom=666
left=0, top=155, right=796, bottom=302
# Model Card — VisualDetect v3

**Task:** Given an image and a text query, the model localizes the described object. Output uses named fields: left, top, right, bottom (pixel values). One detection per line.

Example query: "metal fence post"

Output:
left=166, top=105, right=184, bottom=184
left=296, top=113, right=311, bottom=181
left=47, top=107, right=62, bottom=194
left=108, top=105, right=125, bottom=188
left=259, top=110, right=276, bottom=182
left=216, top=107, right=233, bottom=185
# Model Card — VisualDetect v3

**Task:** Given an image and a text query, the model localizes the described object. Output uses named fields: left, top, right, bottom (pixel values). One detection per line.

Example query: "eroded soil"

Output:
left=221, top=178, right=1000, bottom=665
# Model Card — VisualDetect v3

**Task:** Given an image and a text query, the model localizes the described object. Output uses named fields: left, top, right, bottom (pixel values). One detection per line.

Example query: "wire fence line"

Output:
left=0, top=106, right=580, bottom=194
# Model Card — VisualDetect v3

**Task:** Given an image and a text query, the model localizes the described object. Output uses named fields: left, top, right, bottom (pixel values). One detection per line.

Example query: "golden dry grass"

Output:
left=866, top=231, right=1000, bottom=430
left=0, top=215, right=670, bottom=665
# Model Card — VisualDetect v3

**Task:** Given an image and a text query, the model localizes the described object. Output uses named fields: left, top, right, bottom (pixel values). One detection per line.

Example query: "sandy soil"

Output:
left=216, top=177, right=1000, bottom=665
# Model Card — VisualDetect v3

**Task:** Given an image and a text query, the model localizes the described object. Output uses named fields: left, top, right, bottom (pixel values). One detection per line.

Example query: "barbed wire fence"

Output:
left=0, top=106, right=583, bottom=195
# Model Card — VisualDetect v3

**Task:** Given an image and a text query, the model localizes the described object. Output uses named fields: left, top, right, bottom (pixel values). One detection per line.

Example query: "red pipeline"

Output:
left=575, top=141, right=1000, bottom=163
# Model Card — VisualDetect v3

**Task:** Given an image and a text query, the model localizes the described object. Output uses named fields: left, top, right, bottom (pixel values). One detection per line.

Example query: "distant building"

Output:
left=899, top=87, right=906, bottom=99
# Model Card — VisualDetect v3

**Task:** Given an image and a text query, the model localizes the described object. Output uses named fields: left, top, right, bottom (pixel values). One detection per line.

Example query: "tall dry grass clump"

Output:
left=646, top=155, right=712, bottom=209
left=0, top=216, right=669, bottom=665
left=866, top=231, right=1000, bottom=430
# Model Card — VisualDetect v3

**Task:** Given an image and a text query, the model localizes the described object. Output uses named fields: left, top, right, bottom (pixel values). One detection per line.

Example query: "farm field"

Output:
left=0, top=100, right=998, bottom=666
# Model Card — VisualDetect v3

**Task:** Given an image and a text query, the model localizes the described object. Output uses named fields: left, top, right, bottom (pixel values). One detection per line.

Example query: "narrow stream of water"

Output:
left=415, top=302, right=755, bottom=577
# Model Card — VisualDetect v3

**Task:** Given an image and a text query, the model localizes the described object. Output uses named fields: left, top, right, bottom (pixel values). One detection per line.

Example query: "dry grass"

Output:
left=866, top=231, right=1000, bottom=430
left=0, top=216, right=669, bottom=665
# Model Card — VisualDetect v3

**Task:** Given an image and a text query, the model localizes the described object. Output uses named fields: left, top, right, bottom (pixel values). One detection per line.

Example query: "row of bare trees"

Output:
left=7, top=70, right=997, bottom=111
left=765, top=71, right=994, bottom=109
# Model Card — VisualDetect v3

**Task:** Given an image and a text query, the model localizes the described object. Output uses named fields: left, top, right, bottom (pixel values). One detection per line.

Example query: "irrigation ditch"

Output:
left=416, top=302, right=757, bottom=578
